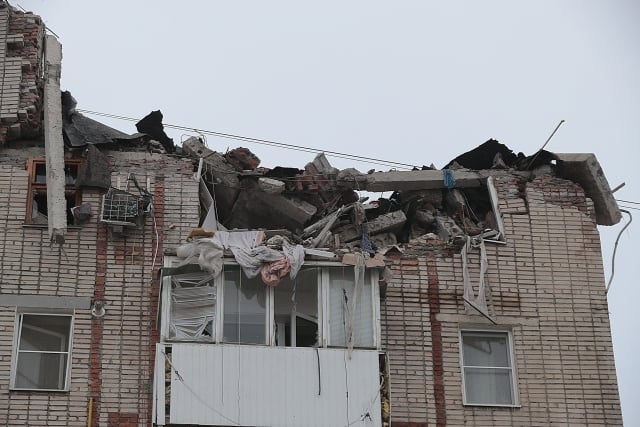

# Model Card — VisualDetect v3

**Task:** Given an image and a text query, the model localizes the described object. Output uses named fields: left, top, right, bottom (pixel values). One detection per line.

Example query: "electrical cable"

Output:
left=606, top=209, right=632, bottom=294
left=76, top=108, right=417, bottom=170
left=618, top=205, right=640, bottom=212
left=616, top=199, right=640, bottom=205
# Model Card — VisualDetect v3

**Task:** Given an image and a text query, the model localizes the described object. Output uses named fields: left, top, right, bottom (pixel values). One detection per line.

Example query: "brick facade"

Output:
left=0, top=146, right=198, bottom=426
left=380, top=175, right=623, bottom=426
left=0, top=2, right=44, bottom=145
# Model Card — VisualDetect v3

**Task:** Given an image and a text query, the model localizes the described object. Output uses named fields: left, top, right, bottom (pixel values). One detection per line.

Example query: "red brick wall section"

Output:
left=90, top=223, right=108, bottom=425
left=145, top=175, right=165, bottom=426
left=107, top=412, right=139, bottom=427
left=426, top=254, right=446, bottom=427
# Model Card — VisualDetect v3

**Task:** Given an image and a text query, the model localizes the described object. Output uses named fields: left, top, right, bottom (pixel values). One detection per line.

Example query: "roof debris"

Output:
left=16, top=93, right=621, bottom=279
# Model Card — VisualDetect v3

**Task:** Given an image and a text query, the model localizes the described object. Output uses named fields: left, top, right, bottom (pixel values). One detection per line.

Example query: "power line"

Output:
left=618, top=205, right=640, bottom=212
left=76, top=109, right=418, bottom=170
left=607, top=209, right=633, bottom=294
left=616, top=199, right=640, bottom=205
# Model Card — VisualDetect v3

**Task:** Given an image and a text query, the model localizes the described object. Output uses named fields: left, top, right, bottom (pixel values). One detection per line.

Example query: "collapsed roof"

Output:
left=9, top=91, right=622, bottom=249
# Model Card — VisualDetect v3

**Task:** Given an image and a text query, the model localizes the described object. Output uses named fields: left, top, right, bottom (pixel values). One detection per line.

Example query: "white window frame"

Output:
left=161, top=258, right=381, bottom=350
left=486, top=176, right=506, bottom=243
left=459, top=328, right=519, bottom=407
left=10, top=309, right=74, bottom=392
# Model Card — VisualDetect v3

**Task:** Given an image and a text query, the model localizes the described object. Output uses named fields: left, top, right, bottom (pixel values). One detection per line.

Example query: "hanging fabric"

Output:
left=461, top=235, right=489, bottom=316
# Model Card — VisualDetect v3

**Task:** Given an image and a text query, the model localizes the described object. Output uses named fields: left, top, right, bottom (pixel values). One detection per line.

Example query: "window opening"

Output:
left=273, top=268, right=318, bottom=347
left=460, top=330, right=517, bottom=406
left=26, top=159, right=82, bottom=225
left=12, top=313, right=73, bottom=391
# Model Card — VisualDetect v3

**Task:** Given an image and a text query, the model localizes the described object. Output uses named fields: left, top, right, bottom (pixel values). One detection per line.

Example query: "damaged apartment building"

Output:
left=0, top=2, right=624, bottom=426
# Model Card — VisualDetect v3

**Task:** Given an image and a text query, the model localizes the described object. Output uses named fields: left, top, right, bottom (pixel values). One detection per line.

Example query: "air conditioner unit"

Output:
left=100, top=187, right=142, bottom=226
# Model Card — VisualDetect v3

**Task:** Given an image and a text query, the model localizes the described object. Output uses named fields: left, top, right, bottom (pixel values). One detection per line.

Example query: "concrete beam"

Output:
left=555, top=153, right=621, bottom=226
left=0, top=294, right=91, bottom=309
left=338, top=169, right=484, bottom=192
left=43, top=35, right=66, bottom=244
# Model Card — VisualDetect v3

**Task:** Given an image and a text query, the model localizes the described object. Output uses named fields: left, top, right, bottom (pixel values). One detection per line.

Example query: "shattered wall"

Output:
left=381, top=174, right=622, bottom=426
left=0, top=146, right=198, bottom=426
left=0, top=2, right=44, bottom=145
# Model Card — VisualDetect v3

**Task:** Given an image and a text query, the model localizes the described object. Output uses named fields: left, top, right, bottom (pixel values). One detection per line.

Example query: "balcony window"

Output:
left=161, top=261, right=379, bottom=349
left=223, top=267, right=267, bottom=345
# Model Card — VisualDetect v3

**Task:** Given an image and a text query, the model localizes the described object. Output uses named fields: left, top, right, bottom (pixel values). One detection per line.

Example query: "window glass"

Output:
left=461, top=330, right=516, bottom=406
left=462, top=332, right=510, bottom=367
left=223, top=268, right=267, bottom=344
left=463, top=367, right=513, bottom=405
left=328, top=267, right=374, bottom=348
left=14, top=314, right=72, bottom=391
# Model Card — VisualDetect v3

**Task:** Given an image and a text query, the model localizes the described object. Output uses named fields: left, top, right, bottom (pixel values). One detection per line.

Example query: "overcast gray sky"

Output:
left=16, top=0, right=640, bottom=424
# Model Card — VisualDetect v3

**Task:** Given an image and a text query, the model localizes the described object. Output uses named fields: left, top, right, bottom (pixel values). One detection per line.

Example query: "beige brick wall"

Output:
left=0, top=147, right=199, bottom=426
left=381, top=175, right=623, bottom=426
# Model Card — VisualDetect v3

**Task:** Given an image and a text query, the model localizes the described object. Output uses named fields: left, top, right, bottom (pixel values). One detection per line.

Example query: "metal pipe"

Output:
left=87, top=397, right=93, bottom=427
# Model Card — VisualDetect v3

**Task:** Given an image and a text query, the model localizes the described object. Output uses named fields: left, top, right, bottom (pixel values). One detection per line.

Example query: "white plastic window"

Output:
left=161, top=259, right=379, bottom=350
left=11, top=313, right=73, bottom=391
left=222, top=268, right=268, bottom=345
left=327, top=267, right=375, bottom=348
left=460, top=330, right=518, bottom=406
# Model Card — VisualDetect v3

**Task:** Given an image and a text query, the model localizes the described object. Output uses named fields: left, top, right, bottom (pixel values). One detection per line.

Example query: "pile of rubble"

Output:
left=181, top=137, right=549, bottom=257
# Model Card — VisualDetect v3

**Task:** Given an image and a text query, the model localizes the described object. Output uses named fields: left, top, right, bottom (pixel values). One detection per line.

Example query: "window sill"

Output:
left=462, top=402, right=521, bottom=409
left=10, top=387, right=69, bottom=393
left=22, top=224, right=84, bottom=230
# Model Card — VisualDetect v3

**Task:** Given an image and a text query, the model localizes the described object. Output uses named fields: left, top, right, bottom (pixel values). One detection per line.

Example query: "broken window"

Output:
left=460, top=329, right=518, bottom=406
left=11, top=312, right=73, bottom=391
left=161, top=261, right=379, bottom=349
left=169, top=273, right=216, bottom=341
left=25, top=158, right=82, bottom=225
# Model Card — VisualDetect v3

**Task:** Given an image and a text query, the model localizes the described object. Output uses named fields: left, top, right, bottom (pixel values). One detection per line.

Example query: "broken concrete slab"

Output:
left=226, top=187, right=317, bottom=232
left=226, top=147, right=260, bottom=171
left=182, top=136, right=240, bottom=224
left=258, top=177, right=285, bottom=194
left=338, top=169, right=484, bottom=192
left=436, top=216, right=464, bottom=242
left=339, top=210, right=407, bottom=242
left=555, top=153, right=621, bottom=225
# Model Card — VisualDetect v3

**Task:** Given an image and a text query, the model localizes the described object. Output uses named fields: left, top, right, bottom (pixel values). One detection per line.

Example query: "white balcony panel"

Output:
left=167, top=343, right=381, bottom=427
